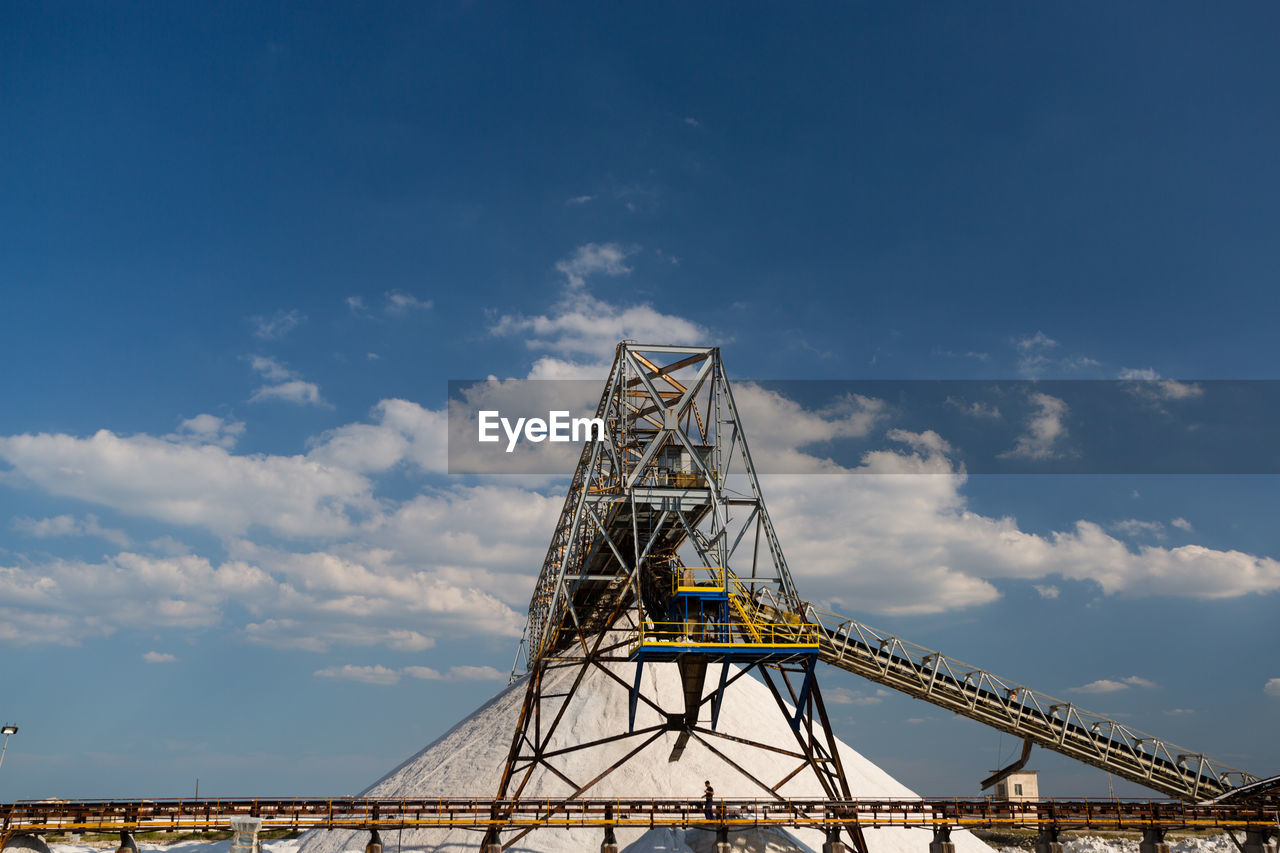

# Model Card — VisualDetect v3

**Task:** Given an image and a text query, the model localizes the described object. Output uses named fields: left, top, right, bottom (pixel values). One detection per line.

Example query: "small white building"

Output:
left=993, top=770, right=1039, bottom=801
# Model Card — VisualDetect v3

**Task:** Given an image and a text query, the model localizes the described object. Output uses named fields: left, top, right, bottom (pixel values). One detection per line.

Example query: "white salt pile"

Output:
left=295, top=656, right=996, bottom=853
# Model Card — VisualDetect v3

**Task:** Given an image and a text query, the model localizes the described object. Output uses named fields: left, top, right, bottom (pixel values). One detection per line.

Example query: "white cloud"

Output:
left=167, top=414, right=245, bottom=449
left=824, top=687, right=887, bottom=706
left=250, top=309, right=305, bottom=340
left=0, top=551, right=267, bottom=644
left=731, top=384, right=889, bottom=473
left=229, top=542, right=524, bottom=650
left=248, top=358, right=328, bottom=408
left=1067, top=675, right=1156, bottom=694
left=6, top=334, right=1276, bottom=659
left=315, top=664, right=400, bottom=686
left=763, top=446, right=1001, bottom=616
left=346, top=296, right=368, bottom=315
left=683, top=117, right=701, bottom=127
left=1013, top=332, right=1100, bottom=377
left=565, top=195, right=594, bottom=205
left=1158, top=381, right=1202, bottom=400
left=1013, top=331, right=1058, bottom=374
left=0, top=395, right=553, bottom=650
left=446, top=665, right=505, bottom=681
left=384, top=291, right=433, bottom=314
left=1111, top=519, right=1165, bottom=539
left=250, top=356, right=294, bottom=382
left=489, top=242, right=712, bottom=377
left=319, top=663, right=503, bottom=685
left=999, top=393, right=1069, bottom=460
left=1033, top=584, right=1060, bottom=600
left=1163, top=708, right=1194, bottom=716
left=251, top=380, right=326, bottom=407
left=308, top=399, right=447, bottom=475
left=1264, top=678, right=1280, bottom=697
left=1067, top=679, right=1130, bottom=694
left=12, top=513, right=130, bottom=548
left=4, top=282, right=1279, bottom=678
left=142, top=651, right=178, bottom=664
left=933, top=347, right=991, bottom=362
left=945, top=397, right=1001, bottom=419
left=0, top=429, right=372, bottom=538
left=494, top=294, right=708, bottom=365
left=751, top=390, right=1280, bottom=614
left=553, top=242, right=635, bottom=291
left=1171, top=517, right=1192, bottom=531
left=242, top=619, right=438, bottom=654
left=1119, top=369, right=1204, bottom=403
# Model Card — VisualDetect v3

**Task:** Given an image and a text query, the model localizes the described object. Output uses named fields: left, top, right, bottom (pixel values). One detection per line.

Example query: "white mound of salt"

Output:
left=297, top=656, right=997, bottom=853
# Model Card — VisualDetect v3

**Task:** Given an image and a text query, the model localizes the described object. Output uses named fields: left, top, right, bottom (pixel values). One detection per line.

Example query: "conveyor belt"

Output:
left=751, top=595, right=1259, bottom=802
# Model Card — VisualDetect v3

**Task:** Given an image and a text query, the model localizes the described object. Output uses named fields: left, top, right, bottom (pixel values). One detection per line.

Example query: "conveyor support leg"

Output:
left=1139, top=827, right=1168, bottom=853
left=229, top=817, right=262, bottom=853
left=1035, top=826, right=1063, bottom=853
left=930, top=825, right=955, bottom=853
left=114, top=832, right=138, bottom=853
left=2, top=836, right=51, bottom=853
left=1241, top=829, right=1277, bottom=853
left=602, top=803, right=618, bottom=853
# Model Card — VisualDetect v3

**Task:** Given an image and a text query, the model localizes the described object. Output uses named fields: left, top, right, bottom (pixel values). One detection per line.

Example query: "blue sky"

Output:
left=1, top=3, right=1278, bottom=799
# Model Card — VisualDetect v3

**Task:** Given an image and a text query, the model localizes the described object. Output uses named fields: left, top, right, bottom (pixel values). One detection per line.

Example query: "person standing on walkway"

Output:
left=703, top=780, right=715, bottom=821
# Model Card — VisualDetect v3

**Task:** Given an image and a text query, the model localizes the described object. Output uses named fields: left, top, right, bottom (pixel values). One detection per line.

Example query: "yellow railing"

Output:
left=725, top=569, right=769, bottom=642
left=633, top=619, right=819, bottom=652
left=672, top=566, right=726, bottom=595
left=649, top=469, right=715, bottom=488
left=727, top=592, right=764, bottom=643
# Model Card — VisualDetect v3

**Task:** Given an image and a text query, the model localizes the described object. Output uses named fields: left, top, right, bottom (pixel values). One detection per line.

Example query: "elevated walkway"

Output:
left=2, top=796, right=1277, bottom=838
left=629, top=567, right=819, bottom=663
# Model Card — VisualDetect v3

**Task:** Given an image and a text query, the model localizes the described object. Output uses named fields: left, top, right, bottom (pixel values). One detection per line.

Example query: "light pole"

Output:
left=0, top=724, right=17, bottom=771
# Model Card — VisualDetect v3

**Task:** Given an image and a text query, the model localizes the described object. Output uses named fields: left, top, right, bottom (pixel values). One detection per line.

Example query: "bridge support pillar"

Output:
left=1035, top=826, right=1063, bottom=853
left=1139, top=827, right=1168, bottom=853
left=365, top=829, right=382, bottom=853
left=930, top=825, right=955, bottom=853
left=716, top=824, right=731, bottom=853
left=229, top=817, right=262, bottom=853
left=822, top=825, right=847, bottom=853
left=1241, top=829, right=1277, bottom=853
left=601, top=803, right=618, bottom=853
left=2, top=835, right=51, bottom=853
left=114, top=832, right=138, bottom=853
left=481, top=826, right=502, bottom=853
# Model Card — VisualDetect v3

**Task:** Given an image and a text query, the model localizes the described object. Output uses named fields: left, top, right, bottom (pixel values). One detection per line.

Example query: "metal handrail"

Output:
left=751, top=589, right=1258, bottom=802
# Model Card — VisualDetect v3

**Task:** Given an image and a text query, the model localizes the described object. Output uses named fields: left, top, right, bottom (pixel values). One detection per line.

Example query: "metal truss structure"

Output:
left=493, top=343, right=864, bottom=852
left=485, top=341, right=1265, bottom=851
left=515, top=343, right=804, bottom=667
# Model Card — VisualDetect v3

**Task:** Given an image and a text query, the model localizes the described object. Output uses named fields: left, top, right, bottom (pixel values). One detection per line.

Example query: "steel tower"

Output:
left=489, top=343, right=862, bottom=852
